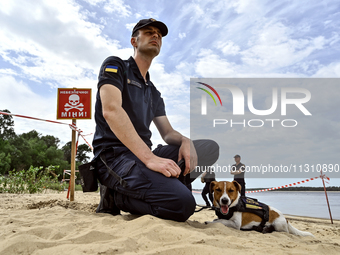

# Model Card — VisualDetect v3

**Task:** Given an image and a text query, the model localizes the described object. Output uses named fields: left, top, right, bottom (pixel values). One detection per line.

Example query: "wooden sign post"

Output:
left=57, top=88, right=91, bottom=201
left=70, top=119, right=76, bottom=201
left=320, top=169, right=333, bottom=224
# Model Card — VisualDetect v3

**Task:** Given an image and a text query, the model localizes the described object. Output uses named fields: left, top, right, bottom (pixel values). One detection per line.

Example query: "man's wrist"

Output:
left=180, top=136, right=190, bottom=145
left=139, top=150, right=155, bottom=166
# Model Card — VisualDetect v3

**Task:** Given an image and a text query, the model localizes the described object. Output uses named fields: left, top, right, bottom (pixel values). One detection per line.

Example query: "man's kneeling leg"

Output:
left=96, top=184, right=120, bottom=215
left=114, top=182, right=196, bottom=222
left=112, top=163, right=196, bottom=222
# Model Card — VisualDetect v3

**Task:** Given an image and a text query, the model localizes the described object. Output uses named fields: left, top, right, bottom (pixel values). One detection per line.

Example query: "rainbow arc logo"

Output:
left=196, top=82, right=222, bottom=115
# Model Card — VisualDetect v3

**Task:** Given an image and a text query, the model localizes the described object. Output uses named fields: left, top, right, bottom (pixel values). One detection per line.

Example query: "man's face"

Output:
left=133, top=26, right=162, bottom=57
left=234, top=156, right=240, bottom=164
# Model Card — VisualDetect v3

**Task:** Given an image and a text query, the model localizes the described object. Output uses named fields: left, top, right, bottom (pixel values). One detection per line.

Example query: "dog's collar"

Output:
left=215, top=198, right=242, bottom=220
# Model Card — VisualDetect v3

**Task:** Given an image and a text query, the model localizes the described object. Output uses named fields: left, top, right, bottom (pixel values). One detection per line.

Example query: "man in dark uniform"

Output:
left=201, top=168, right=216, bottom=207
left=92, top=18, right=219, bottom=222
left=231, top=154, right=246, bottom=197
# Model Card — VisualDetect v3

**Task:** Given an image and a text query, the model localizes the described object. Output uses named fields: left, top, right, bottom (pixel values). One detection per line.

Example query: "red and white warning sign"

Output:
left=57, top=88, right=92, bottom=119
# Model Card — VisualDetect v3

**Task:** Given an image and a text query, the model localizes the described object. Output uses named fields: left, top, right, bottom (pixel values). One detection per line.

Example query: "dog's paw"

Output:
left=205, top=219, right=219, bottom=225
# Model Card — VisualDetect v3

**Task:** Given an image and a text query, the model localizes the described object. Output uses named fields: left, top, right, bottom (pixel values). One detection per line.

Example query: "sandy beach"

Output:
left=1, top=191, right=339, bottom=255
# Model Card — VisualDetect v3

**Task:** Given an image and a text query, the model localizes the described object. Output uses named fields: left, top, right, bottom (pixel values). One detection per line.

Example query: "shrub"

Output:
left=0, top=165, right=64, bottom=193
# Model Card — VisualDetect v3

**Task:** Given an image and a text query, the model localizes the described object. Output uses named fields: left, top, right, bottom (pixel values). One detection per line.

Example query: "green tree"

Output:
left=76, top=144, right=92, bottom=164
left=20, top=130, right=40, bottom=140
left=62, top=142, right=92, bottom=165
left=0, top=109, right=16, bottom=140
left=7, top=130, right=68, bottom=173
left=0, top=110, right=71, bottom=175
left=62, top=141, right=72, bottom=163
left=0, top=109, right=15, bottom=173
left=0, top=140, right=12, bottom=174
left=42, top=135, right=60, bottom=148
left=9, top=135, right=31, bottom=171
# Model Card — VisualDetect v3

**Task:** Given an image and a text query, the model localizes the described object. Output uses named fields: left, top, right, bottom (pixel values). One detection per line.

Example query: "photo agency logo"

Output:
left=191, top=79, right=340, bottom=179
left=194, top=79, right=312, bottom=128
left=196, top=82, right=223, bottom=114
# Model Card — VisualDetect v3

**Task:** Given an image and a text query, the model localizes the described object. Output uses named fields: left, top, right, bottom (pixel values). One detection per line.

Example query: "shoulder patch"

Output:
left=105, top=65, right=118, bottom=73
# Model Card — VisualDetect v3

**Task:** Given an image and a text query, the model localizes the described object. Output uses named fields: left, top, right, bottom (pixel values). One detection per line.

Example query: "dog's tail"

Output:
left=287, top=220, right=314, bottom=237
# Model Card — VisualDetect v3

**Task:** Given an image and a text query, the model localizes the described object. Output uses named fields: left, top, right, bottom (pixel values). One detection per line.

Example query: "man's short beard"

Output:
left=135, top=36, right=160, bottom=57
left=139, top=47, right=159, bottom=57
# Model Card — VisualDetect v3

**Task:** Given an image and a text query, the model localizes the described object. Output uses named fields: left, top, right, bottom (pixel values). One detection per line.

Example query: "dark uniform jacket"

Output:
left=93, top=56, right=166, bottom=158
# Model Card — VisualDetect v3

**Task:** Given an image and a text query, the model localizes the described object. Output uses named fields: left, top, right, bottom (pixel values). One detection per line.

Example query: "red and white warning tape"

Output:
left=192, top=175, right=330, bottom=194
left=246, top=175, right=330, bottom=193
left=0, top=111, right=93, bottom=150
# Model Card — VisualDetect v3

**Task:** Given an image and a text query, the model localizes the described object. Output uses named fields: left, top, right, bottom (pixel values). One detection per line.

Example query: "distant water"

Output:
left=193, top=191, right=340, bottom=220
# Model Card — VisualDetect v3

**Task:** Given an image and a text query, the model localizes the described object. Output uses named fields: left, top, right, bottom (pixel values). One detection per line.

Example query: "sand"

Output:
left=0, top=191, right=339, bottom=255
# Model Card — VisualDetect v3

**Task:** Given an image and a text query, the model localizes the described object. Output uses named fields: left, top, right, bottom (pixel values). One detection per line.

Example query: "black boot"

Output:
left=96, top=184, right=120, bottom=215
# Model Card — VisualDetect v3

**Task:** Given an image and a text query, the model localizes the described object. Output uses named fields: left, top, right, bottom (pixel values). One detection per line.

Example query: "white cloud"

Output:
left=83, top=0, right=131, bottom=17
left=172, top=0, right=229, bottom=33
left=0, top=68, right=17, bottom=76
left=149, top=61, right=188, bottom=100
left=175, top=62, right=195, bottom=78
left=134, top=12, right=159, bottom=20
left=241, top=22, right=326, bottom=71
left=126, top=22, right=136, bottom=31
left=231, top=0, right=262, bottom=14
left=215, top=41, right=240, bottom=56
left=135, top=13, right=142, bottom=19
left=0, top=0, right=131, bottom=88
left=195, top=49, right=237, bottom=77
left=313, top=62, right=340, bottom=77
left=179, top=33, right=186, bottom=39
left=103, top=0, right=131, bottom=17
left=83, top=0, right=103, bottom=5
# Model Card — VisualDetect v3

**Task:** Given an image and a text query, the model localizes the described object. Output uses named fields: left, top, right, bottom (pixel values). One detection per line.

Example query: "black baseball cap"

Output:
left=132, top=18, right=168, bottom=37
left=234, top=155, right=241, bottom=158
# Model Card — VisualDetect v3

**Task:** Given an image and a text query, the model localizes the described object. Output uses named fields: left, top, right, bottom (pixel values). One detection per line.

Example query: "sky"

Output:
left=0, top=0, right=339, bottom=189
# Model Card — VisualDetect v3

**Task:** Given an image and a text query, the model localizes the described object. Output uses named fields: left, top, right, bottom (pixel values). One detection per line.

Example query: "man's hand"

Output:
left=145, top=155, right=181, bottom=178
left=153, top=116, right=198, bottom=176
left=178, top=137, right=197, bottom=176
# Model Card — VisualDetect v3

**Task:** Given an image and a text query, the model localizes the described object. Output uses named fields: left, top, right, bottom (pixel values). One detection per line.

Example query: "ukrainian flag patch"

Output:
left=105, top=65, right=118, bottom=73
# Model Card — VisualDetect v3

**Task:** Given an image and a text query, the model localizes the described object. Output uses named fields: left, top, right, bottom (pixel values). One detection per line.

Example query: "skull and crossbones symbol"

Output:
left=64, top=94, right=84, bottom=112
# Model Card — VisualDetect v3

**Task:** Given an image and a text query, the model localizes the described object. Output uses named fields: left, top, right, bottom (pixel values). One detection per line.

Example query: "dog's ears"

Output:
left=232, top=180, right=242, bottom=193
left=210, top=181, right=218, bottom=193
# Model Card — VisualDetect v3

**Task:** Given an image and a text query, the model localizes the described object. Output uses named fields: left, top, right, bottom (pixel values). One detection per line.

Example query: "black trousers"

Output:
left=201, top=182, right=214, bottom=207
left=96, top=139, right=219, bottom=222
left=234, top=178, right=246, bottom=197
